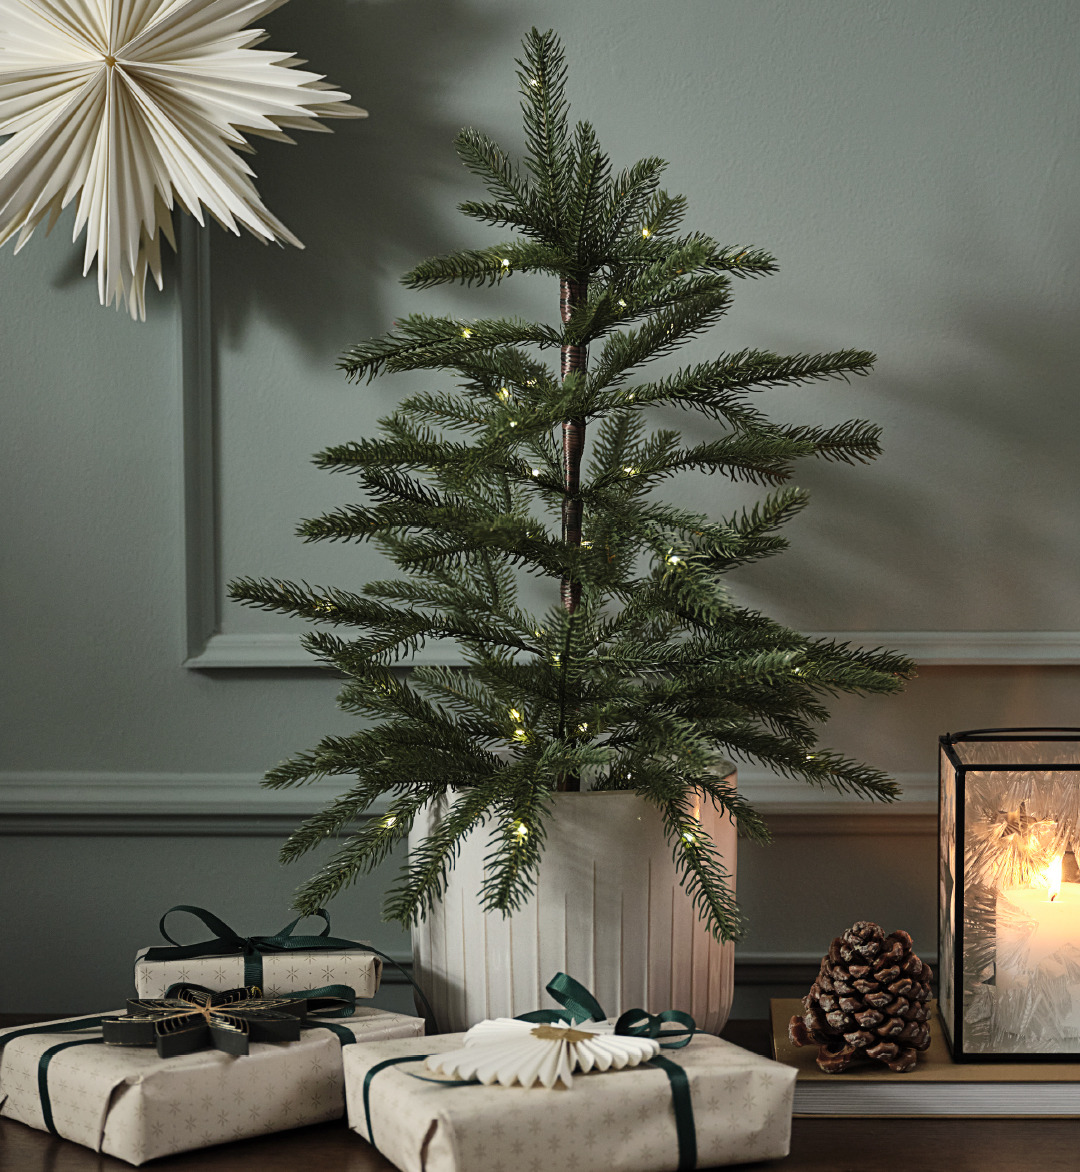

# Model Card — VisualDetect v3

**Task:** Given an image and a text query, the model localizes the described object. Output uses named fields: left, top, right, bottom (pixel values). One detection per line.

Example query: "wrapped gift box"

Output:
left=0, top=1007, right=424, bottom=1167
left=134, top=945, right=382, bottom=999
left=344, top=1030, right=796, bottom=1172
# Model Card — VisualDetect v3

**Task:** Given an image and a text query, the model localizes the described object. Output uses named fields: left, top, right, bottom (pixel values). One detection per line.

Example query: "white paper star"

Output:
left=0, top=0, right=365, bottom=318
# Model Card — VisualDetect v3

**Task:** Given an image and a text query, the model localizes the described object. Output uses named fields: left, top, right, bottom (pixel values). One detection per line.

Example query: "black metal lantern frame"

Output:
left=940, top=727, right=1080, bottom=1060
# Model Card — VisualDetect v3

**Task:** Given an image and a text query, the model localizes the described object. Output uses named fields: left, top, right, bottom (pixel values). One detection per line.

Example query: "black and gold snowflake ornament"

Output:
left=102, top=985, right=307, bottom=1058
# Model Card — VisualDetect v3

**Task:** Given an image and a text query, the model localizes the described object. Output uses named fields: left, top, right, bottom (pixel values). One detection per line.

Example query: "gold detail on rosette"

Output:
left=530, top=1023, right=597, bottom=1044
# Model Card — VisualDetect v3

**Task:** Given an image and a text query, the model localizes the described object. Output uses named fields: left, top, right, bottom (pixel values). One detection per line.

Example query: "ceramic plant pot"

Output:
left=410, top=784, right=737, bottom=1033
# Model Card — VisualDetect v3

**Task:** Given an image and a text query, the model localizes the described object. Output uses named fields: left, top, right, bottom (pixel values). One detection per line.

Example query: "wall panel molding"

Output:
left=0, top=770, right=936, bottom=826
left=185, top=628, right=1080, bottom=670
left=176, top=234, right=1080, bottom=671
left=178, top=216, right=219, bottom=664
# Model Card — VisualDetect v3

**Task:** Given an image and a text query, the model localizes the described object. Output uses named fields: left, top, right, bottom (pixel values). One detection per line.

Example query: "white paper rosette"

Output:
left=0, top=0, right=365, bottom=318
left=424, top=1017, right=661, bottom=1089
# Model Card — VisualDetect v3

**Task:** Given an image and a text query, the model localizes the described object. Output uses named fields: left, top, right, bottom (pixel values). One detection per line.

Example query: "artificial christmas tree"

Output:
left=231, top=28, right=914, bottom=1004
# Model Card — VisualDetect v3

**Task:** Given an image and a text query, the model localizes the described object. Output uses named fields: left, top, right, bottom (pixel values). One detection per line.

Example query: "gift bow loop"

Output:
left=615, top=1007, right=697, bottom=1050
left=515, top=971, right=609, bottom=1026
left=516, top=971, right=698, bottom=1048
left=163, top=980, right=359, bottom=1019
left=155, top=905, right=340, bottom=959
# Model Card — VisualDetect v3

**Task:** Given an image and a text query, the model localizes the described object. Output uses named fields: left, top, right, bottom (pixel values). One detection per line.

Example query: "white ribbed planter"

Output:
left=411, top=784, right=736, bottom=1034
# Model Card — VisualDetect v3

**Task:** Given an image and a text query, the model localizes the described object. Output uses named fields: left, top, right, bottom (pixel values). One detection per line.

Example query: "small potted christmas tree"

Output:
left=231, top=29, right=914, bottom=1032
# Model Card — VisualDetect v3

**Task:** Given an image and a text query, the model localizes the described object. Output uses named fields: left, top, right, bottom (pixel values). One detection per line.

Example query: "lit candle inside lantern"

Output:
left=996, top=856, right=1080, bottom=1037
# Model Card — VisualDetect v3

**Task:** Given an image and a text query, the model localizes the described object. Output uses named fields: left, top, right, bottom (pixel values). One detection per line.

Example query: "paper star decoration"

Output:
left=424, top=1017, right=661, bottom=1088
left=0, top=0, right=365, bottom=318
left=101, top=985, right=308, bottom=1056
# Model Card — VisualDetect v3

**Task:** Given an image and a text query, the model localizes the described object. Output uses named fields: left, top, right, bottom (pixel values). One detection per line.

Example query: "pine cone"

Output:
left=788, top=921, right=933, bottom=1073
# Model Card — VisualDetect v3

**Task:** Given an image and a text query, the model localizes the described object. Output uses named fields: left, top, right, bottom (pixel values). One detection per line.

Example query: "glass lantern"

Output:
left=940, top=728, right=1080, bottom=1059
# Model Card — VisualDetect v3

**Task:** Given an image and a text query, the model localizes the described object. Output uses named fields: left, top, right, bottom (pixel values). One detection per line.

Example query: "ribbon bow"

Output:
left=141, top=905, right=435, bottom=1026
left=142, top=905, right=354, bottom=990
left=517, top=971, right=697, bottom=1050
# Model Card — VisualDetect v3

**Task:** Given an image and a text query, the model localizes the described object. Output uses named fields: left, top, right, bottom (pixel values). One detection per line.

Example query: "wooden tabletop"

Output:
left=3, top=1019, right=1078, bottom=1171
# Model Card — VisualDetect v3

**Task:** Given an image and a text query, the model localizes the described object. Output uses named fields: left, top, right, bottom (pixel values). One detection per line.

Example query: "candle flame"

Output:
left=1048, top=855, right=1063, bottom=901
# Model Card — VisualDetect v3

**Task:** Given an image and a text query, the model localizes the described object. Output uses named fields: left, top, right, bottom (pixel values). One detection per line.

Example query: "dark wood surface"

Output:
left=2, top=1018, right=1078, bottom=1171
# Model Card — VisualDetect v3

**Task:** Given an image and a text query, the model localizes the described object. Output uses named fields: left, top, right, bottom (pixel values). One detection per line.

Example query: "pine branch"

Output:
left=602, top=427, right=815, bottom=487
left=339, top=314, right=562, bottom=383
left=781, top=419, right=882, bottom=464
left=517, top=28, right=572, bottom=240
left=602, top=349, right=876, bottom=420
left=632, top=768, right=742, bottom=942
left=587, top=290, right=733, bottom=389
left=383, top=781, right=506, bottom=925
left=564, top=120, right=612, bottom=266
left=403, top=241, right=570, bottom=289
left=607, top=236, right=778, bottom=278
left=279, top=782, right=429, bottom=866
left=595, top=155, right=668, bottom=253
left=454, top=127, right=539, bottom=225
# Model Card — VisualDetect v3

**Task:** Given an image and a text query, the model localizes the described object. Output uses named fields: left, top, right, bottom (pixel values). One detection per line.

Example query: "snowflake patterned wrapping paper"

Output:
left=133, top=946, right=382, bottom=999
left=0, top=1007, right=425, bottom=1166
left=344, top=1030, right=796, bottom=1172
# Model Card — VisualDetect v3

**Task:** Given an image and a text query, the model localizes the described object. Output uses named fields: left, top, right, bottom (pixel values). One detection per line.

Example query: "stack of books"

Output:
left=770, top=999, right=1080, bottom=1116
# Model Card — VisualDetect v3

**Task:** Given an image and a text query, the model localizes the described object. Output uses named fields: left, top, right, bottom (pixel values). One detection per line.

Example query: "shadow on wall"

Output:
left=209, top=0, right=515, bottom=358
left=726, top=211, right=1080, bottom=635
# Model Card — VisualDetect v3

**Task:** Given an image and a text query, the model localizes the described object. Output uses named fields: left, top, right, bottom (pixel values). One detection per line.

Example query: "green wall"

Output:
left=3, top=0, right=1079, bottom=1016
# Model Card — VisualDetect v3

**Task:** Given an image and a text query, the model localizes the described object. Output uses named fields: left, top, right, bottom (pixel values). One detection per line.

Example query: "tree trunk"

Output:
left=559, top=277, right=587, bottom=613
left=558, top=278, right=587, bottom=792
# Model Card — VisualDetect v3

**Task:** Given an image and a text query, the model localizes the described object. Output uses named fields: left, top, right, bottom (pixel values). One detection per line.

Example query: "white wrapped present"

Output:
left=133, top=904, right=383, bottom=999
left=344, top=1027, right=796, bottom=1172
left=0, top=1006, right=424, bottom=1166
left=133, top=945, right=383, bottom=1000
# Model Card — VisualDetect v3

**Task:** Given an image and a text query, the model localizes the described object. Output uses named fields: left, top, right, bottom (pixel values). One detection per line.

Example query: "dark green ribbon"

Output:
left=38, top=1040, right=105, bottom=1134
left=163, top=980, right=360, bottom=1018
left=518, top=972, right=698, bottom=1170
left=516, top=971, right=608, bottom=1025
left=309, top=1020, right=357, bottom=1046
left=1, top=1010, right=357, bottom=1137
left=143, top=905, right=436, bottom=1026
left=614, top=1006, right=697, bottom=1050
left=145, top=905, right=353, bottom=990
left=649, top=1055, right=697, bottom=1171
left=362, top=1054, right=431, bottom=1146
left=159, top=982, right=360, bottom=1043
left=0, top=1016, right=110, bottom=1136
left=518, top=972, right=697, bottom=1049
